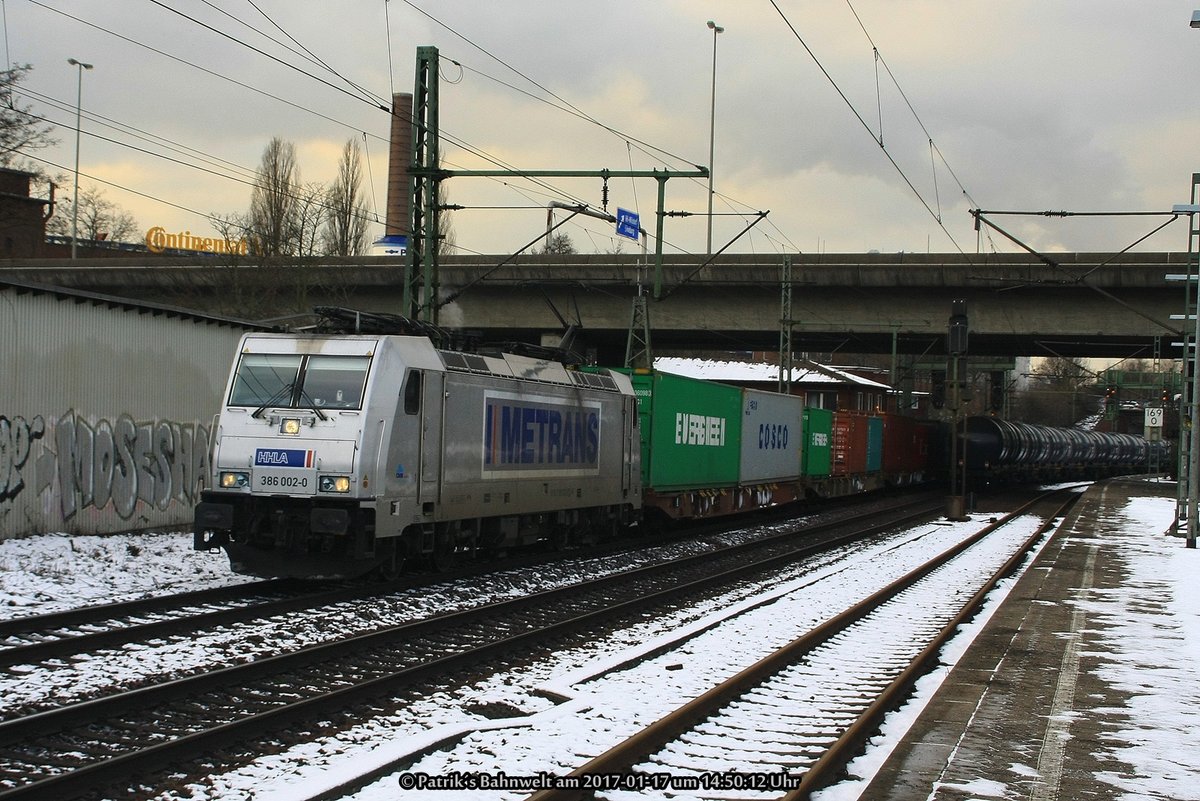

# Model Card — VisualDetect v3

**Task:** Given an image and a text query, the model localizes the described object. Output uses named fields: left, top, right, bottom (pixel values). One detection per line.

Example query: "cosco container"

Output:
left=801, top=407, right=833, bottom=477
left=626, top=371, right=743, bottom=491
left=739, top=388, right=804, bottom=483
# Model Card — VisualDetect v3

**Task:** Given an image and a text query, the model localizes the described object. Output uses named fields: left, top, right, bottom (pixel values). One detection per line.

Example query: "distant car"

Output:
left=1119, top=400, right=1140, bottom=410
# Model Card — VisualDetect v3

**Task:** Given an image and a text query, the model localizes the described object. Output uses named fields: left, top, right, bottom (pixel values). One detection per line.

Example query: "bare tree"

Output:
left=248, top=137, right=300, bottom=256
left=209, top=210, right=253, bottom=248
left=1011, top=357, right=1098, bottom=426
left=535, top=232, right=577, bottom=255
left=1, top=64, right=57, bottom=167
left=295, top=181, right=328, bottom=257
left=45, top=184, right=138, bottom=243
left=324, top=138, right=370, bottom=256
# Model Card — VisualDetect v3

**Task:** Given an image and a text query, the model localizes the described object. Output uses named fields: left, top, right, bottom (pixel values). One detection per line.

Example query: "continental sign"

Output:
left=145, top=227, right=249, bottom=255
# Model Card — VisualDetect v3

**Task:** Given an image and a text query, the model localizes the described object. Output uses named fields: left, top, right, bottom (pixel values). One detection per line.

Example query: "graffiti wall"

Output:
left=0, top=411, right=214, bottom=535
left=1, top=410, right=212, bottom=523
left=0, top=281, right=256, bottom=538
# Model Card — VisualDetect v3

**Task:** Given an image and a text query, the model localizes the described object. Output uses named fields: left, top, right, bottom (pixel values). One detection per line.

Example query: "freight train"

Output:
left=193, top=325, right=1164, bottom=579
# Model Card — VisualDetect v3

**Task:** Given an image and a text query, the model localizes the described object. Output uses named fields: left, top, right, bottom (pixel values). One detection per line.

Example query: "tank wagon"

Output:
left=194, top=332, right=641, bottom=578
left=962, top=416, right=1168, bottom=483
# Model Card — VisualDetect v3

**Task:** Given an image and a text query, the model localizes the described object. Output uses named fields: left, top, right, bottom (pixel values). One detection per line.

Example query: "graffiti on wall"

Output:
left=0, top=410, right=210, bottom=522
left=0, top=415, right=46, bottom=503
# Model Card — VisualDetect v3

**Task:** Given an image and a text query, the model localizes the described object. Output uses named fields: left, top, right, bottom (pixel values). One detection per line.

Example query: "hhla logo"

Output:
left=145, top=226, right=249, bottom=255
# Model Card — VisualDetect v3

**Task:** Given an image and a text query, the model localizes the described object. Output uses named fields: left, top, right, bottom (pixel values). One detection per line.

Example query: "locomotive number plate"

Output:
left=254, top=467, right=317, bottom=494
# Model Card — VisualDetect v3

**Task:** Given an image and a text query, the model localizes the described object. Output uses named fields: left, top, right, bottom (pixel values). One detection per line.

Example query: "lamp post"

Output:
left=1184, top=8, right=1200, bottom=546
left=1180, top=197, right=1200, bottom=548
left=67, top=58, right=93, bottom=260
left=706, top=20, right=723, bottom=255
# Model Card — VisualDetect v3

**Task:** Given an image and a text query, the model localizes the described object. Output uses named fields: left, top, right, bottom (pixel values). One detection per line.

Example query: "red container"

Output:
left=831, top=412, right=869, bottom=476
left=881, top=413, right=930, bottom=475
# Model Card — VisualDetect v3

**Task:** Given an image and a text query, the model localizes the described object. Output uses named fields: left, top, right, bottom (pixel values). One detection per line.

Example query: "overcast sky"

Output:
left=10, top=1, right=1200, bottom=258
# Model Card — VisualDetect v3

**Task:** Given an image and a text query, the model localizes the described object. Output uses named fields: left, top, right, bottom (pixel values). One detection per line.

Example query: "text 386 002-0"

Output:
left=258, top=474, right=309, bottom=489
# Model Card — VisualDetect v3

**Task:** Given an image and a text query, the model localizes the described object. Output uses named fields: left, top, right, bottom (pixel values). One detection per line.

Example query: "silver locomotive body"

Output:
left=195, top=333, right=641, bottom=578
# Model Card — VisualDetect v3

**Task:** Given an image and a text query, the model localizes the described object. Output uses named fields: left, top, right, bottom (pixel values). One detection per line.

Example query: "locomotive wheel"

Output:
left=430, top=523, right=458, bottom=572
left=375, top=541, right=403, bottom=581
left=549, top=524, right=572, bottom=551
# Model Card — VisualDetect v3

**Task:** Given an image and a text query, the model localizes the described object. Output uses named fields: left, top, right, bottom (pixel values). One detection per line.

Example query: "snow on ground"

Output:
left=0, top=530, right=250, bottom=618
left=187, top=513, right=1029, bottom=801
left=816, top=487, right=1200, bottom=801
left=3, top=485, right=1199, bottom=800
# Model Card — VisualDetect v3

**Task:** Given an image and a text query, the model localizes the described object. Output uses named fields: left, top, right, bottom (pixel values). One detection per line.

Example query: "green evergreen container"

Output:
left=627, top=371, right=743, bottom=491
left=801, top=407, right=833, bottom=477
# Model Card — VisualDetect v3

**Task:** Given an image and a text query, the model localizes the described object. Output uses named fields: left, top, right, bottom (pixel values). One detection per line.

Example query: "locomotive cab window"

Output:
left=403, top=370, right=422, bottom=415
left=229, top=354, right=303, bottom=407
left=302, top=355, right=370, bottom=408
left=229, top=353, right=371, bottom=410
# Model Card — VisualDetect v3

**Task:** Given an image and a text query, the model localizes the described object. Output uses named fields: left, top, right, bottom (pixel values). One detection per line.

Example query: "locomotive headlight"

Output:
left=319, top=475, right=351, bottom=493
left=280, top=417, right=302, bottom=435
left=220, top=471, right=250, bottom=489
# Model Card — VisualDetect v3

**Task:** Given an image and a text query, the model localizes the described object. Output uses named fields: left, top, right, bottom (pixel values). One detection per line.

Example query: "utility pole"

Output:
left=779, top=255, right=794, bottom=394
left=403, top=48, right=707, bottom=325
left=946, top=299, right=969, bottom=521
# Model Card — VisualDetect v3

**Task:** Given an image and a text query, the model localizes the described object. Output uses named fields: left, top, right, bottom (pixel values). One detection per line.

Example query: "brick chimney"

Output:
left=385, top=93, right=413, bottom=237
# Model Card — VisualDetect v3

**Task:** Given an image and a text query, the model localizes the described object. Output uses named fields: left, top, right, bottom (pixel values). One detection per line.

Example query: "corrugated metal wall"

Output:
left=0, top=283, right=254, bottom=538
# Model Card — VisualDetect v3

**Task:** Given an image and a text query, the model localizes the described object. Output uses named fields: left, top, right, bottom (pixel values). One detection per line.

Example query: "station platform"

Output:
left=857, top=478, right=1198, bottom=800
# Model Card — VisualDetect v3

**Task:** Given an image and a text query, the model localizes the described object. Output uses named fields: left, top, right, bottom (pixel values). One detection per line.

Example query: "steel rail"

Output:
left=0, top=497, right=942, bottom=800
left=0, top=578, right=286, bottom=641
left=524, top=489, right=1076, bottom=801
left=788, top=490, right=1079, bottom=799
left=0, top=579, right=371, bottom=670
left=0, top=494, right=935, bottom=672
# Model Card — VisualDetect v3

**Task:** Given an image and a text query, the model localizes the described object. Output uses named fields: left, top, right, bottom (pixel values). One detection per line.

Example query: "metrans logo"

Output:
left=483, top=394, right=601, bottom=476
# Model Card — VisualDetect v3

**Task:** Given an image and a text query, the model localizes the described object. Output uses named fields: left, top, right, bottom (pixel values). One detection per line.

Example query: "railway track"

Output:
left=0, top=495, right=942, bottom=800
left=515, top=488, right=1079, bottom=801
left=0, top=492, right=920, bottom=680
left=0, top=577, right=342, bottom=670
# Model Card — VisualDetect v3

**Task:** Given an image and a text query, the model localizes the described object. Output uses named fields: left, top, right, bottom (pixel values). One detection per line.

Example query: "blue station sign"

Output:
left=616, top=208, right=640, bottom=241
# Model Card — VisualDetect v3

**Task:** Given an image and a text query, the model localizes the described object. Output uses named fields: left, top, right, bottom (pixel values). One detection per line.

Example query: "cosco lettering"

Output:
left=759, top=423, right=789, bottom=450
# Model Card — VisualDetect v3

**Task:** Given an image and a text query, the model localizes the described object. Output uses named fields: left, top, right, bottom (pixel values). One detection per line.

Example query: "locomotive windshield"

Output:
left=229, top=353, right=371, bottom=410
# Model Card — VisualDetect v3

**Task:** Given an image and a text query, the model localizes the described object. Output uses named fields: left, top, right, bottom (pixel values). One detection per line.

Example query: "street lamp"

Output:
left=706, top=19, right=723, bottom=255
left=67, top=58, right=93, bottom=259
left=1175, top=197, right=1200, bottom=549
left=1184, top=5, right=1200, bottom=547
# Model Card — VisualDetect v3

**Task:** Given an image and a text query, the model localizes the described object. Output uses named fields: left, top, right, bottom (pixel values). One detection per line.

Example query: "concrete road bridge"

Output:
left=1, top=250, right=1191, bottom=364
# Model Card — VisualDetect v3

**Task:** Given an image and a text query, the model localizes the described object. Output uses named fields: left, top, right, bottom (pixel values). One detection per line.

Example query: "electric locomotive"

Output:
left=194, top=331, right=641, bottom=579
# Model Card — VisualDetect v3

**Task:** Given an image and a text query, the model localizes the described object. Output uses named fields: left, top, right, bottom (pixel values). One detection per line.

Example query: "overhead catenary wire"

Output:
left=20, top=80, right=590, bottom=237
left=24, top=0, right=984, bottom=260
left=145, top=0, right=389, bottom=110
left=440, top=52, right=799, bottom=255
left=769, top=0, right=971, bottom=256
left=243, top=0, right=389, bottom=108
left=27, top=1, right=393, bottom=144
left=395, top=3, right=799, bottom=253
left=25, top=0, right=789, bottom=257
